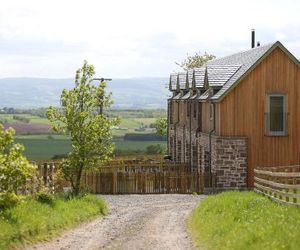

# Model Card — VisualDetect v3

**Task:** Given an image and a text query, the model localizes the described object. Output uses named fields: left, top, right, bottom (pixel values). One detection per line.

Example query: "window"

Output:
left=266, top=94, right=287, bottom=136
left=187, top=102, right=190, bottom=117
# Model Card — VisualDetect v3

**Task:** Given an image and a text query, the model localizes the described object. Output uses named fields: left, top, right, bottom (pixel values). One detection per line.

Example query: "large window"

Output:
left=266, top=94, right=287, bottom=136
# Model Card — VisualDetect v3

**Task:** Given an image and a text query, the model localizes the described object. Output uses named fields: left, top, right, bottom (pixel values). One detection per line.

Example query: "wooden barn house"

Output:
left=167, top=40, right=300, bottom=188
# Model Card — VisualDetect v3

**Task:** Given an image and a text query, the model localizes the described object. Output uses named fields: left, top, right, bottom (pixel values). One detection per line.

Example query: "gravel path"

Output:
left=26, top=194, right=205, bottom=250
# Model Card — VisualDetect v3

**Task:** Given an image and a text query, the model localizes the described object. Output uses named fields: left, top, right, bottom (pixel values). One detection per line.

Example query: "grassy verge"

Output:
left=0, top=194, right=107, bottom=249
left=188, top=191, right=300, bottom=250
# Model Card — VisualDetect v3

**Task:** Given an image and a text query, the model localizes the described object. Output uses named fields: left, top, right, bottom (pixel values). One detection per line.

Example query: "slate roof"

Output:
left=198, top=89, right=210, bottom=101
left=169, top=73, right=178, bottom=91
left=207, top=64, right=241, bottom=87
left=194, top=67, right=206, bottom=88
left=187, top=69, right=193, bottom=88
left=181, top=91, right=191, bottom=100
left=172, top=92, right=182, bottom=100
left=168, top=41, right=300, bottom=101
left=208, top=42, right=275, bottom=100
left=178, top=72, right=187, bottom=90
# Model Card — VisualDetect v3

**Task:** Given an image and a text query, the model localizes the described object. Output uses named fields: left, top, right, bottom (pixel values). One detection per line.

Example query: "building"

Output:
left=167, top=40, right=300, bottom=188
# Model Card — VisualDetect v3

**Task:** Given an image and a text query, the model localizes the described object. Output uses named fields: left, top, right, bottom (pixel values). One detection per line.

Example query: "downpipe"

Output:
left=209, top=102, right=216, bottom=187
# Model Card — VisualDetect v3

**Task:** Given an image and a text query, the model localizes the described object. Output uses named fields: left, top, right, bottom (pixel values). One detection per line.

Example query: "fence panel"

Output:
left=254, top=165, right=300, bottom=207
left=82, top=164, right=211, bottom=194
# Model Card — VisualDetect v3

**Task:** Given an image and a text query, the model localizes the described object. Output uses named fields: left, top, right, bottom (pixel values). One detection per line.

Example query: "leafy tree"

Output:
left=0, top=124, right=35, bottom=193
left=176, top=52, right=216, bottom=70
left=155, top=117, right=167, bottom=136
left=47, top=61, right=119, bottom=195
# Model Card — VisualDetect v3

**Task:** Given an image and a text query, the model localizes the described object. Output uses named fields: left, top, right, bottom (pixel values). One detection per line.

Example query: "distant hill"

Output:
left=0, top=77, right=170, bottom=109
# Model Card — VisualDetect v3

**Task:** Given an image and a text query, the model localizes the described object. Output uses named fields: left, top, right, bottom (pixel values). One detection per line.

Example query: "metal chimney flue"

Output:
left=251, top=29, right=255, bottom=48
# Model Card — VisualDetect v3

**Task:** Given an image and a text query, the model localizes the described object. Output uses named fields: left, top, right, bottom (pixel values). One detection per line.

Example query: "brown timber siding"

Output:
left=218, top=47, right=300, bottom=186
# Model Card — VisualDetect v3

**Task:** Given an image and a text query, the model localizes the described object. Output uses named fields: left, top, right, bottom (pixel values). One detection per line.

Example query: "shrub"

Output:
left=36, top=192, right=54, bottom=205
left=0, top=124, right=35, bottom=194
left=0, top=192, right=21, bottom=209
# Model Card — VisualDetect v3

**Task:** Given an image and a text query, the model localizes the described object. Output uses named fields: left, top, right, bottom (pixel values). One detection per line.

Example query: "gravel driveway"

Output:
left=26, top=194, right=205, bottom=250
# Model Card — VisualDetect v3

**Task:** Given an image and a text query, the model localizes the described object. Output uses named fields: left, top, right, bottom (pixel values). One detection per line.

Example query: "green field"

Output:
left=15, top=135, right=166, bottom=160
left=0, top=114, right=159, bottom=137
left=1, top=110, right=167, bottom=160
left=0, top=114, right=51, bottom=124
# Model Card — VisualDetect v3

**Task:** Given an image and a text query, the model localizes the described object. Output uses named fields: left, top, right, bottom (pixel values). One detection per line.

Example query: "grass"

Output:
left=0, top=194, right=107, bottom=250
left=15, top=135, right=167, bottom=160
left=188, top=191, right=300, bottom=250
left=0, top=114, right=51, bottom=125
left=15, top=136, right=72, bottom=160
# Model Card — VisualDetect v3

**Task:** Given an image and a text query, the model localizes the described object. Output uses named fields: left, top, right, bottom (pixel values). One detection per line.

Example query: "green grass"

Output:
left=0, top=114, right=50, bottom=124
left=15, top=137, right=72, bottom=160
left=0, top=194, right=107, bottom=250
left=113, top=117, right=157, bottom=137
left=188, top=191, right=300, bottom=250
left=15, top=135, right=167, bottom=160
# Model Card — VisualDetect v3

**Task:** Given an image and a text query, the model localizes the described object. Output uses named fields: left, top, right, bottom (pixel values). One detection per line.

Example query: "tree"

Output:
left=0, top=124, right=35, bottom=193
left=47, top=61, right=119, bottom=195
left=176, top=52, right=216, bottom=70
left=155, top=117, right=167, bottom=136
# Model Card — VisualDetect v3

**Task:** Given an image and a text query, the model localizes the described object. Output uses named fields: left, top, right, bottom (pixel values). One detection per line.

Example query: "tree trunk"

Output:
left=73, top=164, right=84, bottom=196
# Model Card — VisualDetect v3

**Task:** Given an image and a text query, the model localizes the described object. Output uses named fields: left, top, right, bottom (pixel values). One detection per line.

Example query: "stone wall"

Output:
left=169, top=124, right=198, bottom=166
left=198, top=133, right=247, bottom=188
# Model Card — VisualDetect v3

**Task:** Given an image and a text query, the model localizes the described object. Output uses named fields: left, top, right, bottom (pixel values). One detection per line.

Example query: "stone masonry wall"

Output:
left=198, top=133, right=247, bottom=188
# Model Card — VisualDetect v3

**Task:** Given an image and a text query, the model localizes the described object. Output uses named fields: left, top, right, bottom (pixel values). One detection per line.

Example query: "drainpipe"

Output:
left=208, top=101, right=216, bottom=187
left=167, top=99, right=170, bottom=157
left=189, top=99, right=192, bottom=170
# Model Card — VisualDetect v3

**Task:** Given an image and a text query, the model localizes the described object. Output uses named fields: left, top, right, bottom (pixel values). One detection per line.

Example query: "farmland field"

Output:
left=1, top=109, right=167, bottom=160
left=16, top=135, right=167, bottom=160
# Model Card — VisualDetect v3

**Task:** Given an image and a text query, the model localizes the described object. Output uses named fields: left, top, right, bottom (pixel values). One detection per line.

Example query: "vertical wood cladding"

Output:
left=218, top=48, right=300, bottom=186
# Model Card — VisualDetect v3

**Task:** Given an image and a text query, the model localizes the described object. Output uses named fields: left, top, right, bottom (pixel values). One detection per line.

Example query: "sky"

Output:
left=0, top=0, right=300, bottom=78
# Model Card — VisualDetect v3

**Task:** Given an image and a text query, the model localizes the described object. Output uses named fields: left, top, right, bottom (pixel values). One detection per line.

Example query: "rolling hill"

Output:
left=0, top=77, right=170, bottom=109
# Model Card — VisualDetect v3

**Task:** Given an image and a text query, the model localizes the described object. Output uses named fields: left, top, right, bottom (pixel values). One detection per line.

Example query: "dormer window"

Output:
left=266, top=93, right=287, bottom=136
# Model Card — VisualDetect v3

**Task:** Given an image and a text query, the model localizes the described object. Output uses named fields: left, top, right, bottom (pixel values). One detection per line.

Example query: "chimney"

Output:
left=251, top=29, right=255, bottom=48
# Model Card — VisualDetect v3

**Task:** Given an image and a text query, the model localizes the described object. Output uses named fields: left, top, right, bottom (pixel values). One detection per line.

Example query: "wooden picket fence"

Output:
left=30, top=156, right=215, bottom=194
left=81, top=164, right=213, bottom=194
left=254, top=165, right=300, bottom=207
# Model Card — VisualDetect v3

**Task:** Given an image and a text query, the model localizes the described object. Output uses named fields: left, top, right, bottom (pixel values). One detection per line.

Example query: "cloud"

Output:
left=0, top=0, right=299, bottom=78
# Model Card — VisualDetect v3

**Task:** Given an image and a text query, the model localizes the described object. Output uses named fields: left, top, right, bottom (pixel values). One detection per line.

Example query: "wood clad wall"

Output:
left=201, top=102, right=214, bottom=133
left=218, top=48, right=300, bottom=186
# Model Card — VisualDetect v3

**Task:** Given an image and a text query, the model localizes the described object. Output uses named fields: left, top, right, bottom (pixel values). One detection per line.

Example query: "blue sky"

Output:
left=0, top=0, right=299, bottom=78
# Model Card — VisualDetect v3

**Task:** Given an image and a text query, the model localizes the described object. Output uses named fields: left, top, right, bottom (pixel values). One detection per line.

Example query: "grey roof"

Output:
left=209, top=42, right=275, bottom=100
left=181, top=91, right=191, bottom=100
left=178, top=72, right=187, bottom=90
left=207, top=64, right=241, bottom=87
left=194, top=66, right=206, bottom=88
left=169, top=73, right=177, bottom=91
left=167, top=41, right=300, bottom=101
left=198, top=89, right=210, bottom=101
left=187, top=69, right=193, bottom=88
left=172, top=92, right=182, bottom=100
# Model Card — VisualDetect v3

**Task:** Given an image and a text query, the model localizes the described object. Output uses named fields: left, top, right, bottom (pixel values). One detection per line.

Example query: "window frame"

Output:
left=266, top=93, right=287, bottom=136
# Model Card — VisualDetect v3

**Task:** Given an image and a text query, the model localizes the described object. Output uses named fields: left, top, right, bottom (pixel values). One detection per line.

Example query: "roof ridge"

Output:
left=207, top=41, right=277, bottom=64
